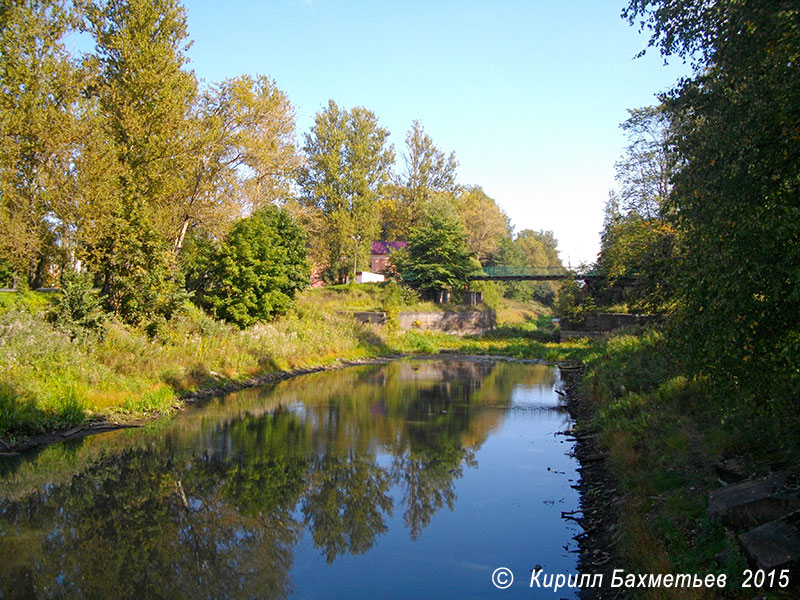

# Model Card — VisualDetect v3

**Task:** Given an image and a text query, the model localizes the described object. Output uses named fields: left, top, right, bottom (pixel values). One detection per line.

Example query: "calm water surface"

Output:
left=0, top=358, right=582, bottom=599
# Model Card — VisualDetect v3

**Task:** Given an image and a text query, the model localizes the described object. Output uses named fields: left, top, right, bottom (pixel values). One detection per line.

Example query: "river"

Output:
left=0, top=357, right=582, bottom=599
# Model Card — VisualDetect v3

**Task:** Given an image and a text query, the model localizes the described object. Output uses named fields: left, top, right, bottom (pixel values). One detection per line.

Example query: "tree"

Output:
left=190, top=206, right=309, bottom=328
left=593, top=104, right=678, bottom=312
left=595, top=213, right=677, bottom=312
left=49, top=269, right=107, bottom=340
left=614, top=105, right=672, bottom=220
left=173, top=74, right=299, bottom=251
left=514, top=229, right=563, bottom=305
left=453, top=186, right=510, bottom=262
left=0, top=0, right=81, bottom=288
left=297, top=100, right=394, bottom=282
left=402, top=120, right=458, bottom=203
left=393, top=199, right=477, bottom=296
left=377, top=120, right=458, bottom=242
left=84, top=0, right=198, bottom=324
left=623, top=0, right=800, bottom=407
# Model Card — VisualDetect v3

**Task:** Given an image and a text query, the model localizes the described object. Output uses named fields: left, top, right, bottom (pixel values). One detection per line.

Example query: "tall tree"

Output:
left=298, top=100, right=394, bottom=282
left=624, top=0, right=800, bottom=406
left=378, top=121, right=458, bottom=241
left=513, top=229, right=563, bottom=305
left=453, top=186, right=510, bottom=262
left=614, top=105, right=672, bottom=220
left=0, top=0, right=80, bottom=287
left=402, top=120, right=458, bottom=206
left=85, top=0, right=197, bottom=323
left=174, top=74, right=299, bottom=251
left=594, top=105, right=678, bottom=311
left=393, top=198, right=477, bottom=296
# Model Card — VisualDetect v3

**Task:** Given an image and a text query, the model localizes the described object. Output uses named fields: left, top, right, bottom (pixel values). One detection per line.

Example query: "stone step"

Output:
left=708, top=471, right=800, bottom=529
left=738, top=510, right=800, bottom=572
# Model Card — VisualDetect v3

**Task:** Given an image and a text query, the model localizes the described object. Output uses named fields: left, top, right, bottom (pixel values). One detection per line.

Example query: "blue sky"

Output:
left=181, top=0, right=688, bottom=265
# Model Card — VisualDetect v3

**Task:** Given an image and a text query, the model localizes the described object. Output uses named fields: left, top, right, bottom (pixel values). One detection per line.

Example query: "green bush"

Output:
left=49, top=270, right=107, bottom=340
left=188, top=206, right=310, bottom=328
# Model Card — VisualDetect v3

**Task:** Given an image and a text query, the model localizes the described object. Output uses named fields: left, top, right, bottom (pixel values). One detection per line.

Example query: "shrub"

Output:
left=190, top=206, right=310, bottom=328
left=49, top=270, right=107, bottom=340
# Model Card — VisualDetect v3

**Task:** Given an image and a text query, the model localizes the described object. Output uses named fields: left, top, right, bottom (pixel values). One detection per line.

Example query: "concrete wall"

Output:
left=560, top=312, right=657, bottom=341
left=344, top=309, right=496, bottom=335
left=346, top=311, right=387, bottom=325
left=345, top=271, right=385, bottom=284
left=397, top=310, right=495, bottom=336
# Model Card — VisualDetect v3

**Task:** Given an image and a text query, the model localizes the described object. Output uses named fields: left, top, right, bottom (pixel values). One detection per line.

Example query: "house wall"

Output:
left=370, top=255, right=390, bottom=273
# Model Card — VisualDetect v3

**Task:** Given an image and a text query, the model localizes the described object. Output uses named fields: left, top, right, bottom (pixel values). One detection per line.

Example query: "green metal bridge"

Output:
left=469, top=266, right=638, bottom=283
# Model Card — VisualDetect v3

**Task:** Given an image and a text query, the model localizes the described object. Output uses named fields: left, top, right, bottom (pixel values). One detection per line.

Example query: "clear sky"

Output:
left=180, top=0, right=688, bottom=266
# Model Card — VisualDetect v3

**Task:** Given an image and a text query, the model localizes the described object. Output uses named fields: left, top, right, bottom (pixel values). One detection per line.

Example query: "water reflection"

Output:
left=0, top=359, right=577, bottom=599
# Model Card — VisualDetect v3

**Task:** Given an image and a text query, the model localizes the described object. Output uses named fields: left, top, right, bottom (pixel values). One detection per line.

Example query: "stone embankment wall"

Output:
left=397, top=310, right=495, bottom=336
left=346, top=310, right=495, bottom=336
left=560, top=312, right=656, bottom=341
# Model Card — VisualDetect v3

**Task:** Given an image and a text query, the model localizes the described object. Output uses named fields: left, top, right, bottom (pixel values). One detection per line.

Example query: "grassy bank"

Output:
left=578, top=329, right=800, bottom=600
left=0, top=286, right=580, bottom=444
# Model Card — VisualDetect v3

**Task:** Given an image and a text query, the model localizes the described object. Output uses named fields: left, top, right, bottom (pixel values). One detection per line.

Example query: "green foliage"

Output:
left=468, top=281, right=501, bottom=311
left=84, top=0, right=196, bottom=326
left=625, top=0, right=800, bottom=410
left=454, top=186, right=511, bottom=262
left=596, top=213, right=677, bottom=312
left=555, top=278, right=588, bottom=320
left=193, top=206, right=310, bottom=328
left=0, top=0, right=79, bottom=288
left=402, top=120, right=459, bottom=206
left=381, top=281, right=420, bottom=329
left=49, top=270, right=107, bottom=340
left=614, top=105, right=672, bottom=220
left=0, top=290, right=51, bottom=314
left=298, top=100, right=394, bottom=282
left=393, top=200, right=477, bottom=294
left=489, top=230, right=562, bottom=306
left=594, top=105, right=677, bottom=313
left=0, top=258, right=16, bottom=288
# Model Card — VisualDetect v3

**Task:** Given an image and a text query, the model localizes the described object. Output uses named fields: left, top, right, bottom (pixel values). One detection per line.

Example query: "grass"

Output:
left=0, top=287, right=575, bottom=443
left=579, top=328, right=800, bottom=599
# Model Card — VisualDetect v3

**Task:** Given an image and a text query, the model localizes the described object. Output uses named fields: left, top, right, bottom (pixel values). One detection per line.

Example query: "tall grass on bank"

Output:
left=0, top=287, right=571, bottom=442
left=0, top=301, right=396, bottom=439
left=580, top=328, right=800, bottom=600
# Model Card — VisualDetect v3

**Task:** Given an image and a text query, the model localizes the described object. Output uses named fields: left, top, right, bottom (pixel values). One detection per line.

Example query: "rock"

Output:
left=738, top=510, right=800, bottom=571
left=715, top=457, right=750, bottom=484
left=708, top=471, right=800, bottom=528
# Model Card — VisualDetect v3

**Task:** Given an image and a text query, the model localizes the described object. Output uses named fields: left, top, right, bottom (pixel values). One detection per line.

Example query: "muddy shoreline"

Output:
left=559, top=365, right=627, bottom=599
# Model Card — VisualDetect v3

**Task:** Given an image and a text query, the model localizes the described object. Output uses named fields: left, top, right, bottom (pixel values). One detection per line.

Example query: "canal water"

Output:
left=0, top=358, right=582, bottom=599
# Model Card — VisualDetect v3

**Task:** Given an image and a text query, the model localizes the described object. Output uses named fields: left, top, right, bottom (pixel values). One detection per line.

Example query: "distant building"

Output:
left=309, top=265, right=326, bottom=288
left=370, top=241, right=407, bottom=273
left=346, top=271, right=385, bottom=284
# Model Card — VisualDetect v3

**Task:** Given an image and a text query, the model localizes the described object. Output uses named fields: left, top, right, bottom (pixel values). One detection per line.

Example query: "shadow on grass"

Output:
left=0, top=382, right=86, bottom=440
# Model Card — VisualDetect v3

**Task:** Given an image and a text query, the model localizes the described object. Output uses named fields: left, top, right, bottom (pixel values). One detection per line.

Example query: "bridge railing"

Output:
left=477, top=266, right=570, bottom=277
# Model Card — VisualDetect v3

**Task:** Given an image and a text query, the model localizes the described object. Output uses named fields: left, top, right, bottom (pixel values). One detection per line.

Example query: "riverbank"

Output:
left=1, top=288, right=584, bottom=451
left=576, top=330, right=800, bottom=599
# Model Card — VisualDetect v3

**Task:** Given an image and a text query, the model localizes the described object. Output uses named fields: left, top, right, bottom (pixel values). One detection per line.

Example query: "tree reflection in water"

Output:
left=0, top=360, right=558, bottom=599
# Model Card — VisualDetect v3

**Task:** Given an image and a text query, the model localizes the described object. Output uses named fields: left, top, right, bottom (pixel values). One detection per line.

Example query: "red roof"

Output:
left=370, top=241, right=407, bottom=255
